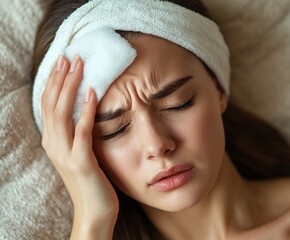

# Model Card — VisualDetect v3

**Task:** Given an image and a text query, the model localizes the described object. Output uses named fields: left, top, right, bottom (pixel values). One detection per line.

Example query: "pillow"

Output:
left=0, top=0, right=72, bottom=239
left=0, top=0, right=289, bottom=239
left=203, top=0, right=290, bottom=142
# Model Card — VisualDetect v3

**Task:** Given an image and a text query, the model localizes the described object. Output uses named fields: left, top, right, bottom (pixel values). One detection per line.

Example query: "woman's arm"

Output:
left=71, top=210, right=117, bottom=240
left=41, top=55, right=119, bottom=239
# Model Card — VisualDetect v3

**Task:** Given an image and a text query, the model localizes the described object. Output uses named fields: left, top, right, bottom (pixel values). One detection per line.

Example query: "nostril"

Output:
left=164, top=148, right=172, bottom=156
left=146, top=143, right=175, bottom=160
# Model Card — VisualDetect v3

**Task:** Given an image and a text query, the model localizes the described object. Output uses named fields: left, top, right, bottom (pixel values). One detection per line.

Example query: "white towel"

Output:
left=33, top=26, right=136, bottom=131
left=32, top=0, right=230, bottom=133
left=65, top=27, right=137, bottom=126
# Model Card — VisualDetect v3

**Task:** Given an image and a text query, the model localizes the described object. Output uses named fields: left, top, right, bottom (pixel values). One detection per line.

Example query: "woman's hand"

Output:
left=41, top=55, right=119, bottom=239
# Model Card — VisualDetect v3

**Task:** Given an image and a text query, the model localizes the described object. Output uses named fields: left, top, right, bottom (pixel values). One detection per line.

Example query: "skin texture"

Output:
left=41, top=34, right=290, bottom=239
left=93, top=35, right=227, bottom=213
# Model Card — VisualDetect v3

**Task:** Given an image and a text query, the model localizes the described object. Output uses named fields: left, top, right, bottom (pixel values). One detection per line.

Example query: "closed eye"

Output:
left=163, top=98, right=194, bottom=112
left=99, top=97, right=194, bottom=140
left=100, top=122, right=130, bottom=141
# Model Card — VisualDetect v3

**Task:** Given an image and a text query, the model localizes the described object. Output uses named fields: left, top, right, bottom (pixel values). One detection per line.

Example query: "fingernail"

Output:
left=69, top=54, right=79, bottom=73
left=85, top=87, right=92, bottom=103
left=56, top=55, right=64, bottom=72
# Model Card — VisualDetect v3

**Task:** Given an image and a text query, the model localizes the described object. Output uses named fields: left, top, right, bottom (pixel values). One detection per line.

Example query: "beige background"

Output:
left=0, top=0, right=289, bottom=239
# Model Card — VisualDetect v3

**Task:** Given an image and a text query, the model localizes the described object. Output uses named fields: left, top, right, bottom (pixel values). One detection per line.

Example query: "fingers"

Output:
left=42, top=56, right=68, bottom=115
left=41, top=55, right=69, bottom=148
left=41, top=53, right=99, bottom=174
left=73, top=87, right=98, bottom=159
left=54, top=55, right=84, bottom=146
left=41, top=54, right=85, bottom=153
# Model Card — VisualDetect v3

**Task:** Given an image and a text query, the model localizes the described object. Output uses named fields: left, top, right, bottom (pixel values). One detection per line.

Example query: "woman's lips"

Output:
left=149, top=164, right=194, bottom=192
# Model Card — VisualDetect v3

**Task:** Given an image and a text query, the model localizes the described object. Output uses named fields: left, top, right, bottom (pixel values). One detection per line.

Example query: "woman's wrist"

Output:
left=70, top=209, right=117, bottom=240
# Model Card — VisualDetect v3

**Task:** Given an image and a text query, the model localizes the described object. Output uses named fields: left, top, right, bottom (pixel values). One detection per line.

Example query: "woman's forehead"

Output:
left=127, top=34, right=196, bottom=62
left=116, top=35, right=198, bottom=85
left=97, top=36, right=199, bottom=111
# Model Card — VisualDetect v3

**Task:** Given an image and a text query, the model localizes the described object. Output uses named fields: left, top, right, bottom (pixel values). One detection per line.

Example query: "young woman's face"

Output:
left=93, top=35, right=227, bottom=212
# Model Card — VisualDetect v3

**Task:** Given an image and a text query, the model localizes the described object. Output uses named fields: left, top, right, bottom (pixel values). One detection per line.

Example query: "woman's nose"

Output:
left=140, top=115, right=176, bottom=160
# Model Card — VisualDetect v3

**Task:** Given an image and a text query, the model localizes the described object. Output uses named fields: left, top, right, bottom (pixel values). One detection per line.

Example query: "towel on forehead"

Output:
left=32, top=0, right=230, bottom=132
left=65, top=27, right=137, bottom=126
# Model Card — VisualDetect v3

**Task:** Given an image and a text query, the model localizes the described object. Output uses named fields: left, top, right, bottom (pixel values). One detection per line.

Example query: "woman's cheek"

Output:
left=198, top=103, right=225, bottom=163
left=184, top=98, right=225, bottom=160
left=94, top=138, right=140, bottom=187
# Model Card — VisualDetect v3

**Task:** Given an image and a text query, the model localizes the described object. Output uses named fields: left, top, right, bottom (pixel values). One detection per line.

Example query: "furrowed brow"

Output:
left=95, top=108, right=126, bottom=122
left=149, top=76, right=192, bottom=101
left=95, top=76, right=193, bottom=122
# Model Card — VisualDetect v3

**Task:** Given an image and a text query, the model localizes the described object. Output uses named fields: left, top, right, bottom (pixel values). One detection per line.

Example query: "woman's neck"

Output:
left=141, top=153, right=256, bottom=240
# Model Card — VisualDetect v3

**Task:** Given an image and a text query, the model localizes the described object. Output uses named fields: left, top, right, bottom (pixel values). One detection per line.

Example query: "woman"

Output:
left=32, top=0, right=290, bottom=239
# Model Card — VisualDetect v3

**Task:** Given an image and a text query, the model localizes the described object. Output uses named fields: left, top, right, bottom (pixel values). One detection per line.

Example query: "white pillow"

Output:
left=0, top=0, right=289, bottom=239
left=0, top=1, right=72, bottom=239
left=203, top=0, right=290, bottom=142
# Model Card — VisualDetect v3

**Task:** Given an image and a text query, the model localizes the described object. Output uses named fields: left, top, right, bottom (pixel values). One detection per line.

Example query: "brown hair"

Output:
left=31, top=0, right=290, bottom=239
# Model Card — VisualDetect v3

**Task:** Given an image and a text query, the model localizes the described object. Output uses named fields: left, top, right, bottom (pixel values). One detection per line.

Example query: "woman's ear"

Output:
left=219, top=91, right=228, bottom=114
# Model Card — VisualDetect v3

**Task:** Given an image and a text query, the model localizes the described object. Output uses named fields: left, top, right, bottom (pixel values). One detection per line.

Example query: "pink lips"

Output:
left=149, top=164, right=194, bottom=192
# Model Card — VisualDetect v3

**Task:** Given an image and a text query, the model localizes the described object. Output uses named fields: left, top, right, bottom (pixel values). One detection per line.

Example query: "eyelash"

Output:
left=100, top=122, right=131, bottom=141
left=100, top=97, right=194, bottom=141
left=163, top=98, right=194, bottom=112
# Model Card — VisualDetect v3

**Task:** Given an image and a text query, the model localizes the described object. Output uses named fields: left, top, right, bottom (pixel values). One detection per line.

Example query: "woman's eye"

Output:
left=164, top=98, right=194, bottom=112
left=100, top=122, right=130, bottom=141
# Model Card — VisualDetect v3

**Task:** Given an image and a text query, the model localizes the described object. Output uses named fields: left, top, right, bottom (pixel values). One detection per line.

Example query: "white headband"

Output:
left=32, top=0, right=230, bottom=132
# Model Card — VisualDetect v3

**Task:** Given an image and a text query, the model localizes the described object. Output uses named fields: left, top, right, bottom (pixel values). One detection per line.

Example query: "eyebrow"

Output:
left=95, top=75, right=193, bottom=122
left=149, top=76, right=192, bottom=100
